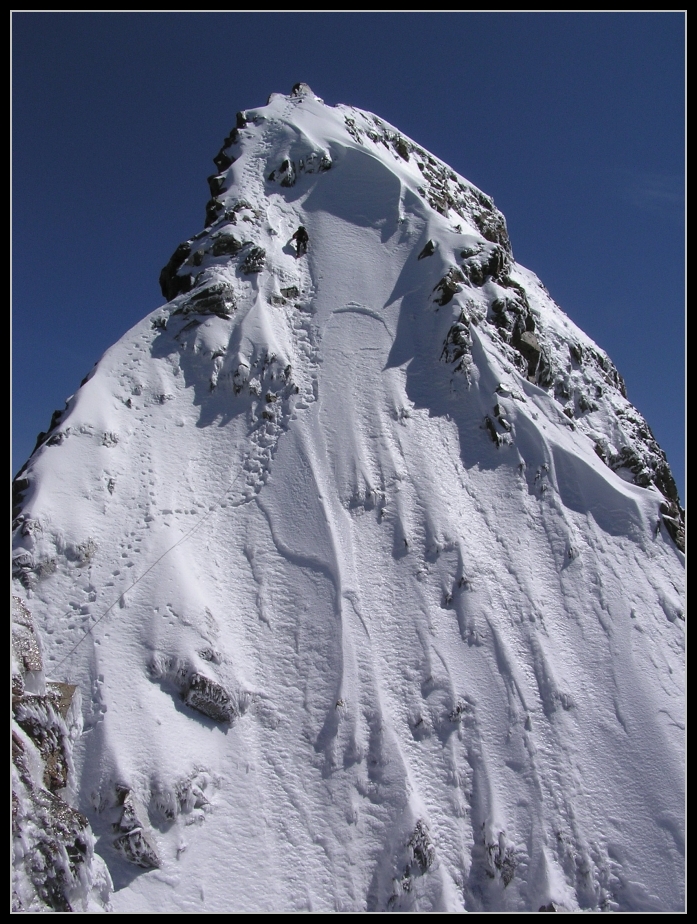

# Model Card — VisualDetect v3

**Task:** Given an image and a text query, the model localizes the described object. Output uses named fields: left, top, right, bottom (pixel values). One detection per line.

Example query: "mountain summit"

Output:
left=13, top=86, right=684, bottom=912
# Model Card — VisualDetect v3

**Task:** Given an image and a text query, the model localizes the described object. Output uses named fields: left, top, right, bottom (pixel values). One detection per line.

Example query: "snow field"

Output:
left=14, top=89, right=684, bottom=912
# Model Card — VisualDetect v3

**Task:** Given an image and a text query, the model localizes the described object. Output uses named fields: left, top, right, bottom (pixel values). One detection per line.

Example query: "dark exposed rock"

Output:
left=24, top=422, right=65, bottom=457
left=12, top=598, right=43, bottom=676
left=344, top=116, right=363, bottom=144
left=393, top=136, right=410, bottom=161
left=12, top=774, right=94, bottom=912
left=660, top=500, right=685, bottom=552
left=148, top=653, right=246, bottom=726
left=213, top=150, right=234, bottom=172
left=581, top=347, right=627, bottom=398
left=514, top=330, right=542, bottom=377
left=484, top=833, right=517, bottom=887
left=414, top=155, right=512, bottom=255
left=268, top=158, right=296, bottom=187
left=268, top=152, right=331, bottom=187
left=302, top=151, right=332, bottom=174
left=223, top=127, right=240, bottom=148
left=182, top=282, right=236, bottom=319
left=441, top=312, right=472, bottom=373
left=113, top=792, right=160, bottom=869
left=592, top=422, right=682, bottom=543
left=207, top=173, right=226, bottom=196
left=407, top=820, right=435, bottom=874
left=12, top=547, right=57, bottom=588
left=205, top=197, right=225, bottom=227
left=12, top=598, right=109, bottom=911
left=23, top=402, right=70, bottom=461
left=280, top=285, right=299, bottom=299
left=241, top=246, right=266, bottom=274
left=16, top=709, right=69, bottom=793
left=501, top=274, right=531, bottom=305
left=13, top=549, right=34, bottom=585
left=494, top=404, right=512, bottom=430
left=482, top=245, right=509, bottom=279
left=291, top=82, right=315, bottom=98
left=472, top=208, right=510, bottom=249
left=14, top=682, right=80, bottom=795
left=212, top=126, right=240, bottom=172
left=463, top=245, right=511, bottom=286
left=433, top=267, right=465, bottom=306
left=536, top=350, right=555, bottom=389
left=577, top=392, right=597, bottom=413
left=13, top=472, right=30, bottom=523
left=79, top=364, right=97, bottom=387
left=463, top=261, right=485, bottom=287
left=113, top=829, right=160, bottom=869
left=159, top=242, right=195, bottom=301
left=211, top=231, right=243, bottom=257
left=485, top=416, right=501, bottom=446
left=418, top=240, right=436, bottom=260
left=32, top=431, right=49, bottom=453
left=569, top=342, right=584, bottom=365
left=184, top=673, right=237, bottom=724
left=483, top=247, right=506, bottom=279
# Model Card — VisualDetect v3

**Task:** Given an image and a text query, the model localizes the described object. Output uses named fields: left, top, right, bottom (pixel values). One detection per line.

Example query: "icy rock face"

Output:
left=112, top=791, right=161, bottom=869
left=12, top=87, right=684, bottom=913
left=12, top=598, right=112, bottom=912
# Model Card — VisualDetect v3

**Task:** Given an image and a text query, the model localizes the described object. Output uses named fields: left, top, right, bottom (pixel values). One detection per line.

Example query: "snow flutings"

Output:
left=12, top=85, right=684, bottom=912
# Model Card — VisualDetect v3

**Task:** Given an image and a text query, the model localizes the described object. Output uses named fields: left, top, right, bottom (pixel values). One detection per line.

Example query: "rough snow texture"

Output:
left=13, top=86, right=684, bottom=912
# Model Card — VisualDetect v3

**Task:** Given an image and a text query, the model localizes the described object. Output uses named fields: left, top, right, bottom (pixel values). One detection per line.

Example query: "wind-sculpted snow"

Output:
left=13, top=85, right=684, bottom=912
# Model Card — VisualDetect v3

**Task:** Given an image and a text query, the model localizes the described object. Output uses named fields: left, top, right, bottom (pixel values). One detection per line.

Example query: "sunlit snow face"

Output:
left=12, top=89, right=684, bottom=916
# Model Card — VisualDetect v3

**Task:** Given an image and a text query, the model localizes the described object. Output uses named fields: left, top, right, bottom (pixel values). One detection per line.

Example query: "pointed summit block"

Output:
left=13, top=91, right=684, bottom=913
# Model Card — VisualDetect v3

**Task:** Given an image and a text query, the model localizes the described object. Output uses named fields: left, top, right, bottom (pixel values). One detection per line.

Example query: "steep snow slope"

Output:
left=13, top=85, right=684, bottom=913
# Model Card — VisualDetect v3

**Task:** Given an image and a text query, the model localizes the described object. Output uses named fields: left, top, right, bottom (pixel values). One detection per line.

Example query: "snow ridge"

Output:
left=13, top=85, right=684, bottom=912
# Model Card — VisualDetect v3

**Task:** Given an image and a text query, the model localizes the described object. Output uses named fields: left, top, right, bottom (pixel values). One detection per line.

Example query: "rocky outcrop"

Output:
left=267, top=151, right=332, bottom=187
left=158, top=193, right=268, bottom=309
left=210, top=230, right=243, bottom=257
left=12, top=597, right=111, bottom=912
left=241, top=245, right=266, bottom=274
left=159, top=241, right=195, bottom=302
left=173, top=280, right=237, bottom=319
left=513, top=330, right=542, bottom=378
left=112, top=791, right=161, bottom=869
left=148, top=653, right=249, bottom=726
left=433, top=267, right=465, bottom=306
left=291, top=82, right=316, bottom=98
left=408, top=820, right=436, bottom=875
left=184, top=673, right=238, bottom=724
left=441, top=311, right=472, bottom=374
left=418, top=239, right=436, bottom=260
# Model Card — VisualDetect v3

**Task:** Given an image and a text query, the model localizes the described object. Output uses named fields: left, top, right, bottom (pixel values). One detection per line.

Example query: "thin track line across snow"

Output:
left=53, top=470, right=248, bottom=670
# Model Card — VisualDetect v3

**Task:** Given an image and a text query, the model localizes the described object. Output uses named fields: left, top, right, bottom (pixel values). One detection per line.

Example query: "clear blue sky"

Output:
left=12, top=12, right=685, bottom=502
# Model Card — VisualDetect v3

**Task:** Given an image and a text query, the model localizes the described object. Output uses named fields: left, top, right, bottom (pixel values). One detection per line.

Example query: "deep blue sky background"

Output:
left=12, top=12, right=685, bottom=501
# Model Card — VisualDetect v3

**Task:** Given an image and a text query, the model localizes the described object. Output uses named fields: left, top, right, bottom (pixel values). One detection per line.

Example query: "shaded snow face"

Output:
left=13, top=88, right=684, bottom=913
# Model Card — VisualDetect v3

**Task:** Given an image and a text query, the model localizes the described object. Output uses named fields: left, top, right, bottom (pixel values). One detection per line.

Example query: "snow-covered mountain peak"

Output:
left=13, top=88, right=684, bottom=912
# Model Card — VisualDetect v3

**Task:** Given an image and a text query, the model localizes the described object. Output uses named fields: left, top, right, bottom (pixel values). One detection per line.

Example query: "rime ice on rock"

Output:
left=12, top=598, right=112, bottom=912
